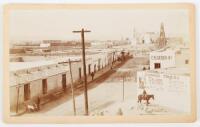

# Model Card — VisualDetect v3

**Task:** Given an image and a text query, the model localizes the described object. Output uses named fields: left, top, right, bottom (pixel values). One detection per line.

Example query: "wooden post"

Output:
left=112, top=52, right=115, bottom=65
left=16, top=86, right=20, bottom=113
left=73, top=28, right=91, bottom=115
left=81, top=28, right=89, bottom=115
left=122, top=76, right=125, bottom=101
left=68, top=59, right=76, bottom=115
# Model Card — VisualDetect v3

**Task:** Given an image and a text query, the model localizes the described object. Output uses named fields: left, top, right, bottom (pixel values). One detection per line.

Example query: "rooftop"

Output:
left=146, top=67, right=190, bottom=76
left=10, top=60, right=57, bottom=72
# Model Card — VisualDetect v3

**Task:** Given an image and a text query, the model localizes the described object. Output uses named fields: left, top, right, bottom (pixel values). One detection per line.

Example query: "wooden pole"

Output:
left=122, top=76, right=125, bottom=101
left=68, top=59, right=76, bottom=116
left=73, top=28, right=91, bottom=115
left=81, top=28, right=89, bottom=115
left=16, top=86, right=20, bottom=113
left=112, top=52, right=115, bottom=65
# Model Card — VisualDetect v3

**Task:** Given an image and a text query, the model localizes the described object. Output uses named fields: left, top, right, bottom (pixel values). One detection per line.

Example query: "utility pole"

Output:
left=73, top=28, right=91, bottom=115
left=68, top=59, right=76, bottom=115
left=112, top=51, right=115, bottom=68
left=122, top=76, right=125, bottom=101
left=16, top=86, right=20, bottom=113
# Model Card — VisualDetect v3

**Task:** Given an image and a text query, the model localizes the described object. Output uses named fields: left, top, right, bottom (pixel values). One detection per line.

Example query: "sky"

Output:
left=9, top=9, right=189, bottom=41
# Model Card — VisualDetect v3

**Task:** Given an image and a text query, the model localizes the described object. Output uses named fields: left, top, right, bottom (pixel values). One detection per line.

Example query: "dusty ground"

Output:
left=22, top=57, right=181, bottom=116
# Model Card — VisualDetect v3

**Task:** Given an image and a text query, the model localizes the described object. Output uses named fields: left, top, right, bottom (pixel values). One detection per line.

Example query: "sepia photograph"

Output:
left=3, top=4, right=196, bottom=123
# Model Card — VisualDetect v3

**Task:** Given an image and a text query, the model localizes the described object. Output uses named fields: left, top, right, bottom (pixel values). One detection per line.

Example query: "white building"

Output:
left=132, top=32, right=158, bottom=45
left=9, top=48, right=129, bottom=115
left=137, top=46, right=191, bottom=113
left=40, top=43, right=50, bottom=48
left=149, top=47, right=190, bottom=70
left=149, top=48, right=176, bottom=70
left=136, top=68, right=190, bottom=113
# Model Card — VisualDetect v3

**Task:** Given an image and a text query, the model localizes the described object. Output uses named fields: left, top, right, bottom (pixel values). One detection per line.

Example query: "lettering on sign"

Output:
left=151, top=55, right=173, bottom=60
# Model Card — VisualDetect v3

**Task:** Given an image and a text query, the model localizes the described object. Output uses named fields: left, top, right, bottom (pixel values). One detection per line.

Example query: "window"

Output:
left=42, top=79, right=47, bottom=94
left=185, top=59, right=189, bottom=64
left=154, top=63, right=161, bottom=69
left=24, top=83, right=30, bottom=101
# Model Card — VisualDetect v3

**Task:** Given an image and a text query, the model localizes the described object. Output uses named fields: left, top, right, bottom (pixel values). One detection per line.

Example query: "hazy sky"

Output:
left=9, top=9, right=189, bottom=41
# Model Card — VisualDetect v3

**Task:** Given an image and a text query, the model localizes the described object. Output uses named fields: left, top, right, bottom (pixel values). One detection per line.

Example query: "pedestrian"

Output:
left=91, top=72, right=95, bottom=80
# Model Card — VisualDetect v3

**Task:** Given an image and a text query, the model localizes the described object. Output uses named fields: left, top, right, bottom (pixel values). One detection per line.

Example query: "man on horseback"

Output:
left=138, top=89, right=154, bottom=105
left=143, top=89, right=147, bottom=99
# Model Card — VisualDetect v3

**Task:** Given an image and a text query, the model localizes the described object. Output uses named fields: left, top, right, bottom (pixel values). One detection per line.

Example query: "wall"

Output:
left=10, top=86, right=24, bottom=112
left=9, top=51, right=123, bottom=112
left=175, top=49, right=190, bottom=68
left=30, top=80, right=42, bottom=98
left=137, top=70, right=190, bottom=113
left=149, top=50, right=175, bottom=69
left=47, top=74, right=62, bottom=91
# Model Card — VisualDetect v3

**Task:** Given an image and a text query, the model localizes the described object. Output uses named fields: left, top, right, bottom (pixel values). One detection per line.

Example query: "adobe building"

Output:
left=9, top=49, right=129, bottom=115
left=137, top=46, right=190, bottom=113
left=149, top=47, right=190, bottom=70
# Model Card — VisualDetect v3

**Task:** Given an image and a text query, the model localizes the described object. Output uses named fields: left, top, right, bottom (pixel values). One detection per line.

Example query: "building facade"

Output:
left=9, top=49, right=128, bottom=115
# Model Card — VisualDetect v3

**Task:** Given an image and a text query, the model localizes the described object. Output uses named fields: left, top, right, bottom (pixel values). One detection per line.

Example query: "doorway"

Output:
left=62, top=74, right=67, bottom=91
left=24, top=83, right=30, bottom=101
left=79, top=67, right=82, bottom=79
left=154, top=63, right=161, bottom=69
left=42, top=79, right=47, bottom=94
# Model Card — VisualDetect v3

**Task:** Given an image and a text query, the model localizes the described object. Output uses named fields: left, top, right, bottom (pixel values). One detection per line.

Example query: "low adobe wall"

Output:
left=137, top=70, right=190, bottom=113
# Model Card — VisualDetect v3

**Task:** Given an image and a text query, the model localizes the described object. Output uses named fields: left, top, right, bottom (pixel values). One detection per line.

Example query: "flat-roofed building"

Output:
left=9, top=49, right=130, bottom=115
left=149, top=48, right=175, bottom=70
left=149, top=47, right=189, bottom=70
left=136, top=67, right=190, bottom=113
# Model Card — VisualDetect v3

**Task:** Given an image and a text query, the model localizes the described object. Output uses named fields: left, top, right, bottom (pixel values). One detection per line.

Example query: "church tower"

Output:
left=159, top=22, right=167, bottom=48
left=132, top=28, right=137, bottom=45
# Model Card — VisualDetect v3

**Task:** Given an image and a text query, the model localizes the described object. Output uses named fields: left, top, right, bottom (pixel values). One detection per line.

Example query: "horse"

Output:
left=137, top=94, right=154, bottom=106
left=26, top=103, right=38, bottom=112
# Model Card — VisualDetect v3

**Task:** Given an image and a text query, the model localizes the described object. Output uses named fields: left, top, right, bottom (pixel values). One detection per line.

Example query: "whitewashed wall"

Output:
left=30, top=80, right=42, bottom=97
left=9, top=51, right=118, bottom=111
left=47, top=75, right=62, bottom=91
left=175, top=51, right=190, bottom=68
left=149, top=50, right=176, bottom=70
left=137, top=70, right=191, bottom=113
left=10, top=86, right=24, bottom=111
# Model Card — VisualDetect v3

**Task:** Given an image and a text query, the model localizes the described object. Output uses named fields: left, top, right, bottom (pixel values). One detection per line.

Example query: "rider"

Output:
left=143, top=89, right=147, bottom=98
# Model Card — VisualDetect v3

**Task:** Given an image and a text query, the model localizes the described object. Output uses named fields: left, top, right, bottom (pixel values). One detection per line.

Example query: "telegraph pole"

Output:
left=16, top=86, right=20, bottom=113
left=68, top=59, right=76, bottom=115
left=73, top=28, right=91, bottom=115
left=122, top=76, right=125, bottom=101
